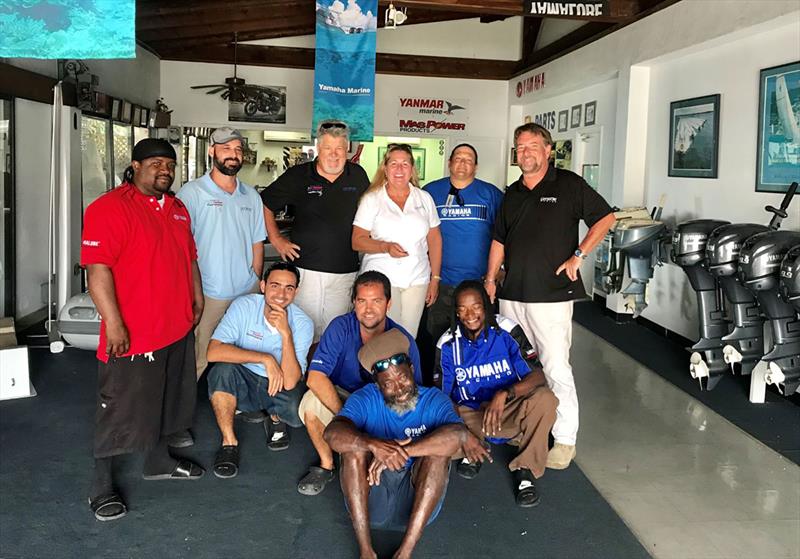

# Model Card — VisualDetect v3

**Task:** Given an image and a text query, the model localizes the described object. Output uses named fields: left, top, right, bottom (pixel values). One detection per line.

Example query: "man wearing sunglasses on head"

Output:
left=325, top=328, right=465, bottom=559
left=261, top=120, right=370, bottom=342
left=419, top=144, right=503, bottom=383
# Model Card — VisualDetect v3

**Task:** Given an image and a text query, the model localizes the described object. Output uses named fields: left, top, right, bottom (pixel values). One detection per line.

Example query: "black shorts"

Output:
left=94, top=331, right=196, bottom=458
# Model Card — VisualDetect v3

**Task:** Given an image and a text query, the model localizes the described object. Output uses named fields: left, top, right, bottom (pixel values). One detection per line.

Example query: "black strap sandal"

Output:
left=213, top=445, right=240, bottom=479
left=89, top=492, right=128, bottom=522
left=297, top=466, right=336, bottom=496
left=143, top=459, right=205, bottom=480
left=513, top=468, right=540, bottom=508
left=266, top=419, right=290, bottom=451
left=456, top=458, right=482, bottom=480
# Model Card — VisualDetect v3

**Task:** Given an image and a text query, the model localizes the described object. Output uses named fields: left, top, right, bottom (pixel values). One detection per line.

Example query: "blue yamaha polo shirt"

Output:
left=309, top=312, right=422, bottom=393
left=177, top=174, right=267, bottom=300
left=211, top=294, right=314, bottom=378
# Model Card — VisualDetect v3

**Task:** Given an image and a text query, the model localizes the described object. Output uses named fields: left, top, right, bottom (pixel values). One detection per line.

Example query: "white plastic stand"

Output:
left=0, top=346, right=37, bottom=400
left=748, top=360, right=769, bottom=404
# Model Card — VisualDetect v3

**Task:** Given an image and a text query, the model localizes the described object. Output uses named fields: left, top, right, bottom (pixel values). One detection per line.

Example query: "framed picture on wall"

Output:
left=510, top=147, right=518, bottom=166
left=584, top=101, right=597, bottom=126
left=756, top=61, right=800, bottom=192
left=570, top=104, right=582, bottom=128
left=558, top=110, right=568, bottom=132
left=668, top=94, right=720, bottom=178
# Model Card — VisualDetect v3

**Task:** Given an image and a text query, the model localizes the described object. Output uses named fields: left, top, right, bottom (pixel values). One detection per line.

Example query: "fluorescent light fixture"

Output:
left=386, top=136, right=420, bottom=145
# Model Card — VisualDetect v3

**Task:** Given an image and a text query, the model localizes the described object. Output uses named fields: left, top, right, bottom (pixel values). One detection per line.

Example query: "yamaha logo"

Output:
left=455, top=367, right=467, bottom=382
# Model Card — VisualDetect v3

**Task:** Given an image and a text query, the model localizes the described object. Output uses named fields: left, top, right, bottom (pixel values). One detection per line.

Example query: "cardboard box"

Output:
left=0, top=317, right=18, bottom=349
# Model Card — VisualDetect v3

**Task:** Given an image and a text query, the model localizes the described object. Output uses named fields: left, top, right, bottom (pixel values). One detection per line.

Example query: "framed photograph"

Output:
left=510, top=147, right=518, bottom=166
left=584, top=101, right=597, bottom=126
left=242, top=149, right=258, bottom=165
left=140, top=108, right=149, bottom=128
left=553, top=140, right=573, bottom=170
left=558, top=110, right=568, bottom=132
left=377, top=146, right=426, bottom=180
left=756, top=61, right=800, bottom=192
left=668, top=94, right=720, bottom=178
left=121, top=100, right=132, bottom=124
left=111, top=98, right=121, bottom=120
left=570, top=104, right=582, bottom=128
left=132, top=106, right=141, bottom=127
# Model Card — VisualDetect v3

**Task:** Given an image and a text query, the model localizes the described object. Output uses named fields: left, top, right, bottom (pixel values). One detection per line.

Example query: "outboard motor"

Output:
left=671, top=219, right=731, bottom=389
left=779, top=245, right=800, bottom=313
left=738, top=230, right=800, bottom=396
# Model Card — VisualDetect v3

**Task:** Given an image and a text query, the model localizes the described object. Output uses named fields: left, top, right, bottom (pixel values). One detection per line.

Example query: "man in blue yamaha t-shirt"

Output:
left=296, top=271, right=422, bottom=497
left=325, top=329, right=465, bottom=559
left=420, top=144, right=503, bottom=381
left=435, top=280, right=558, bottom=507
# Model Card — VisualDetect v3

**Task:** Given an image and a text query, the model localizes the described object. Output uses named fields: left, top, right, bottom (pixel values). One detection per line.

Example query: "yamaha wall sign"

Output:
left=524, top=0, right=608, bottom=17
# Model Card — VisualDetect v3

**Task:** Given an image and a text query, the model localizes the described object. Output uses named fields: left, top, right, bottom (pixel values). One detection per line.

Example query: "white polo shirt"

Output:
left=353, top=184, right=440, bottom=288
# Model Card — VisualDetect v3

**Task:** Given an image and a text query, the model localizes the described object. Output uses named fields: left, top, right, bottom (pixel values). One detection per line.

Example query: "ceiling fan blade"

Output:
left=190, top=84, right=226, bottom=89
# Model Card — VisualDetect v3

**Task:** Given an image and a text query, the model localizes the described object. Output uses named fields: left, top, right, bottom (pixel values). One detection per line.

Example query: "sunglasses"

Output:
left=386, top=143, right=413, bottom=155
left=371, top=352, right=410, bottom=375
left=447, top=184, right=465, bottom=207
left=319, top=121, right=348, bottom=130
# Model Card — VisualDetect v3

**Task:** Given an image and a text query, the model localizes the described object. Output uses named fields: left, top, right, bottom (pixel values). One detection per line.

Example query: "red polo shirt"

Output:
left=81, top=182, right=197, bottom=362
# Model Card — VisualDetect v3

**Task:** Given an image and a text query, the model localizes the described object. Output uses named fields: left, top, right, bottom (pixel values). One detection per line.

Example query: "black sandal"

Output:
left=297, top=466, right=336, bottom=496
left=512, top=468, right=540, bottom=508
left=89, top=492, right=127, bottom=522
left=213, top=445, right=240, bottom=479
left=266, top=419, right=290, bottom=451
left=142, top=459, right=205, bottom=480
left=456, top=458, right=482, bottom=479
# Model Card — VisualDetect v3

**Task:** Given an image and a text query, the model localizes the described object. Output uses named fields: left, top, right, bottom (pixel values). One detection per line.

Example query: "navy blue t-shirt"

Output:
left=423, top=177, right=503, bottom=286
left=309, top=312, right=422, bottom=393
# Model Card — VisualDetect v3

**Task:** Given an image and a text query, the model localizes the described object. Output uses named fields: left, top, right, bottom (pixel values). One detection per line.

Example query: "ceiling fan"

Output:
left=190, top=32, right=247, bottom=102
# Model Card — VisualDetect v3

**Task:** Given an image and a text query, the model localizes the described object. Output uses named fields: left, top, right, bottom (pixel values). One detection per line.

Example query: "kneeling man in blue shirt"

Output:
left=325, top=329, right=465, bottom=559
left=206, top=262, right=314, bottom=478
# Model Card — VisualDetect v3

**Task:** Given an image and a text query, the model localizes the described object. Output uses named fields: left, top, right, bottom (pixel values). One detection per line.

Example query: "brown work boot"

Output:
left=546, top=443, right=576, bottom=469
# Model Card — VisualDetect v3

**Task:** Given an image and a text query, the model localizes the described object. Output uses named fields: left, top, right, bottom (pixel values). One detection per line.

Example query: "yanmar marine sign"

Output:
left=397, top=97, right=469, bottom=134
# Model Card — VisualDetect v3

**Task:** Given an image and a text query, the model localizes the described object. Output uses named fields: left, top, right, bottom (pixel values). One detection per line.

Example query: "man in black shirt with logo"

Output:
left=262, top=121, right=370, bottom=341
left=485, top=123, right=615, bottom=470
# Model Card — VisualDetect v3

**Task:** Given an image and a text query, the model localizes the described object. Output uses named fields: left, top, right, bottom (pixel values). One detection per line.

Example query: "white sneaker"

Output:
left=546, top=443, right=576, bottom=469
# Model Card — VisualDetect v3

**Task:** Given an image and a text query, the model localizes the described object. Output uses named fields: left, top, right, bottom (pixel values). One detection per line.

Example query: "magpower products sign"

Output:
left=398, top=97, right=469, bottom=134
left=524, top=0, right=609, bottom=17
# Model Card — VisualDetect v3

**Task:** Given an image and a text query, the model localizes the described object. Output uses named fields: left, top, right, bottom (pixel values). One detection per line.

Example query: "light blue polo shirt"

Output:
left=177, top=174, right=267, bottom=300
left=210, top=294, right=314, bottom=378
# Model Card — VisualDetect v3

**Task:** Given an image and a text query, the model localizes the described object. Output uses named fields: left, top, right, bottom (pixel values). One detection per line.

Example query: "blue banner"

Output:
left=312, top=0, right=377, bottom=141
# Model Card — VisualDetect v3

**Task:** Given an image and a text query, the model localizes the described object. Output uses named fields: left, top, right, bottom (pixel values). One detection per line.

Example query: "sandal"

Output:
left=297, top=466, right=336, bottom=496
left=213, top=445, right=240, bottom=479
left=266, top=419, right=290, bottom=451
left=89, top=492, right=127, bottom=522
left=512, top=468, right=540, bottom=508
left=142, top=459, right=205, bottom=481
left=456, top=458, right=482, bottom=479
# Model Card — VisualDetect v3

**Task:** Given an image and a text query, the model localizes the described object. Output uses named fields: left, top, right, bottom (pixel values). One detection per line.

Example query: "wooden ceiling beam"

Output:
left=159, top=44, right=516, bottom=80
left=520, top=16, right=542, bottom=66
left=378, top=0, right=522, bottom=16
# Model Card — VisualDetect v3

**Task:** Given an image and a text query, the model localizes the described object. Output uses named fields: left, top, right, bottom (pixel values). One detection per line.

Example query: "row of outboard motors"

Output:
left=600, top=183, right=799, bottom=400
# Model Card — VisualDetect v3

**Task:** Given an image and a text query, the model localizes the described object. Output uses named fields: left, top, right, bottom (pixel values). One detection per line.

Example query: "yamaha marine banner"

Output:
left=312, top=0, right=378, bottom=141
left=523, top=0, right=609, bottom=18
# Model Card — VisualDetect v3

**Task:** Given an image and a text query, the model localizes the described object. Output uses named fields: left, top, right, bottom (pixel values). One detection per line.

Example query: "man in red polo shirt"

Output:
left=81, top=138, right=205, bottom=522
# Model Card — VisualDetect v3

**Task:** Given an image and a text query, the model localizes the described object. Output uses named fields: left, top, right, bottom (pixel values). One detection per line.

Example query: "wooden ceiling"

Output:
left=138, top=0, right=679, bottom=80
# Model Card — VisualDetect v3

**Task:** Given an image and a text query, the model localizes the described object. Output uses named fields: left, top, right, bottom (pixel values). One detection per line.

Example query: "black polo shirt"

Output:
left=494, top=165, right=612, bottom=303
left=261, top=161, right=369, bottom=274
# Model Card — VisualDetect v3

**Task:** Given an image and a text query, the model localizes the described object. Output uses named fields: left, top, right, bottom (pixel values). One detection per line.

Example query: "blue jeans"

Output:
left=207, top=363, right=305, bottom=427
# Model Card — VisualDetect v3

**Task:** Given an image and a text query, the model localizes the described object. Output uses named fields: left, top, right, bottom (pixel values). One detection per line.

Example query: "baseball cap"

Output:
left=358, top=329, right=410, bottom=375
left=132, top=138, right=176, bottom=162
left=210, top=126, right=244, bottom=145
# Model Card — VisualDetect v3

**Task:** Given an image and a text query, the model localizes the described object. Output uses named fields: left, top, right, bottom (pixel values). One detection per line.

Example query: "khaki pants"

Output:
left=297, top=386, right=351, bottom=426
left=387, top=284, right=428, bottom=338
left=455, top=385, right=558, bottom=478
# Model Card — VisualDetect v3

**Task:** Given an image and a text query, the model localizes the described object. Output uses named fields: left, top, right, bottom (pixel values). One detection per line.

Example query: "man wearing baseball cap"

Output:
left=324, top=329, right=465, bottom=559
left=177, top=127, right=267, bottom=395
left=82, top=138, right=206, bottom=522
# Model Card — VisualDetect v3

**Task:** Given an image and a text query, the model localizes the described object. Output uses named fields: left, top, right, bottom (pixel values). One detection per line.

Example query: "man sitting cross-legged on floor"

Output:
left=434, top=280, right=558, bottom=507
left=206, top=261, right=314, bottom=478
left=297, top=270, right=422, bottom=496
left=325, top=328, right=466, bottom=559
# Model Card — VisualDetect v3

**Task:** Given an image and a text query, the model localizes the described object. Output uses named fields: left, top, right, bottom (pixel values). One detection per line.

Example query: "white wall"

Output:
left=641, top=20, right=800, bottom=339
left=160, top=61, right=510, bottom=186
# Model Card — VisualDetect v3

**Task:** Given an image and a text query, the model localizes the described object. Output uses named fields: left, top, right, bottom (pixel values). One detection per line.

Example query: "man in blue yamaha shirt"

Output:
left=296, top=271, right=422, bottom=497
left=325, top=329, right=465, bottom=559
left=435, top=280, right=557, bottom=507
left=420, top=144, right=503, bottom=381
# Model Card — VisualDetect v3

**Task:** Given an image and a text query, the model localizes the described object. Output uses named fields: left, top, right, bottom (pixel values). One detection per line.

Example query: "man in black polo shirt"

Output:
left=262, top=121, right=370, bottom=341
left=485, top=123, right=615, bottom=470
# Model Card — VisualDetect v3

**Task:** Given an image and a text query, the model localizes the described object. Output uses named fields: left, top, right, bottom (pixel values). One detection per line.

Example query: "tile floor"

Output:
left=571, top=324, right=800, bottom=559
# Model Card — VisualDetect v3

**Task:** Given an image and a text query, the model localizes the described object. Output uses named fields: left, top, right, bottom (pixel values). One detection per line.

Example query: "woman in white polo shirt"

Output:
left=352, top=144, right=442, bottom=337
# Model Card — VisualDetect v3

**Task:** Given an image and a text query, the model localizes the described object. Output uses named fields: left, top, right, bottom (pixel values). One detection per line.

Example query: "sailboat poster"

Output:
left=668, top=94, right=720, bottom=179
left=756, top=61, right=800, bottom=193
left=312, top=0, right=378, bottom=141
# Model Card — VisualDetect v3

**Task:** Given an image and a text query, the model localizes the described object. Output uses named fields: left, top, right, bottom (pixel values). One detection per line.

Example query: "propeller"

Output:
left=190, top=32, right=246, bottom=102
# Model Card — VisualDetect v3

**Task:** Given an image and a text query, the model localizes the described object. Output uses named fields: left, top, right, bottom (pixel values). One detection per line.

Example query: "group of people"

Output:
left=80, top=119, right=614, bottom=558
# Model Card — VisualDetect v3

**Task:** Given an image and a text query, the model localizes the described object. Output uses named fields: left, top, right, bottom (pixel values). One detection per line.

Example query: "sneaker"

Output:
left=456, top=458, right=482, bottom=480
left=266, top=419, right=290, bottom=451
left=546, top=443, right=576, bottom=470
left=512, top=468, right=540, bottom=508
left=166, top=429, right=194, bottom=448
left=237, top=410, right=267, bottom=424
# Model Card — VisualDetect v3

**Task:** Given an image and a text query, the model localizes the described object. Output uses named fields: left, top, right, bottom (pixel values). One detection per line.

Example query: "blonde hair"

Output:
left=367, top=144, right=420, bottom=194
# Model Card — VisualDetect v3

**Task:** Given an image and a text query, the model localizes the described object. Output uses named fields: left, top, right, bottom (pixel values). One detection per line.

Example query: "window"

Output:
left=112, top=122, right=132, bottom=185
left=80, top=115, right=111, bottom=210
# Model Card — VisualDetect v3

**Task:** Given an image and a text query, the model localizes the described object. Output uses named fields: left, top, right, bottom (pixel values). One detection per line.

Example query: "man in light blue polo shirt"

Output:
left=177, top=126, right=267, bottom=381
left=206, top=262, right=313, bottom=479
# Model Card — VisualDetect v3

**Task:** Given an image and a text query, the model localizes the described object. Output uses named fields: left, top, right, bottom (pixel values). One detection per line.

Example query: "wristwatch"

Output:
left=574, top=248, right=587, bottom=259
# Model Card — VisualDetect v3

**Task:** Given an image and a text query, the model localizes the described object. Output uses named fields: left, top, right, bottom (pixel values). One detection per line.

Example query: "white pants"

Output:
left=387, top=284, right=428, bottom=338
left=294, top=268, right=358, bottom=341
left=500, top=299, right=577, bottom=445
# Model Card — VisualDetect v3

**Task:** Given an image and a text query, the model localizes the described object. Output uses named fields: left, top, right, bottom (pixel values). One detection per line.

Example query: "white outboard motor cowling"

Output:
left=57, top=293, right=100, bottom=351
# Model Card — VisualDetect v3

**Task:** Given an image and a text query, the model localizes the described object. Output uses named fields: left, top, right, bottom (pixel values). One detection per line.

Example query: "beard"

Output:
left=214, top=156, right=242, bottom=176
left=385, top=384, right=419, bottom=415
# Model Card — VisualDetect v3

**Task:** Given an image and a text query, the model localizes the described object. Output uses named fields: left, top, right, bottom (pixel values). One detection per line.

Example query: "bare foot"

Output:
left=359, top=550, right=377, bottom=559
left=392, top=547, right=413, bottom=559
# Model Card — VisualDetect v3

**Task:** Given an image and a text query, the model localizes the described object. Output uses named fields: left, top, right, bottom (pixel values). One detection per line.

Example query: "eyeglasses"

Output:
left=371, top=352, right=410, bottom=375
left=447, top=184, right=465, bottom=207
left=319, top=121, right=348, bottom=130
